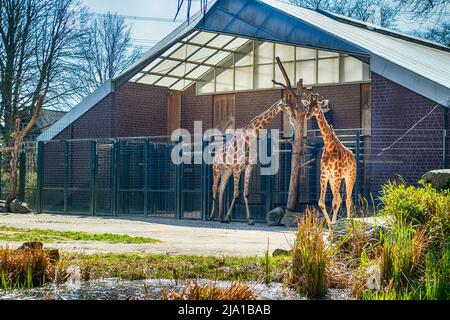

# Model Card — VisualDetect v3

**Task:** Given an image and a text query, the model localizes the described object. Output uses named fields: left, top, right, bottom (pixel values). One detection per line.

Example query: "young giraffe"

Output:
left=210, top=100, right=294, bottom=225
left=304, top=94, right=357, bottom=230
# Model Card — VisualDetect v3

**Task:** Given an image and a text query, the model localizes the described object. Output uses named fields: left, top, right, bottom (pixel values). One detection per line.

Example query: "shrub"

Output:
left=289, top=208, right=329, bottom=298
left=0, top=246, right=65, bottom=289
left=380, top=222, right=428, bottom=290
left=161, top=280, right=256, bottom=300
left=379, top=181, right=449, bottom=247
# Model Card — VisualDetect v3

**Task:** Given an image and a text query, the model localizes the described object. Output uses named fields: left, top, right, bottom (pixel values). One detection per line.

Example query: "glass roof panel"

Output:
left=170, top=44, right=199, bottom=60
left=189, top=32, right=217, bottom=45
left=169, top=63, right=198, bottom=77
left=188, top=47, right=218, bottom=63
left=171, top=80, right=193, bottom=91
left=138, top=74, right=162, bottom=85
left=130, top=73, right=143, bottom=82
left=154, top=76, right=178, bottom=87
left=159, top=42, right=183, bottom=58
left=142, top=58, right=162, bottom=72
left=224, top=38, right=249, bottom=51
left=204, top=51, right=231, bottom=66
left=186, top=65, right=211, bottom=78
left=208, top=34, right=236, bottom=49
left=152, top=59, right=179, bottom=74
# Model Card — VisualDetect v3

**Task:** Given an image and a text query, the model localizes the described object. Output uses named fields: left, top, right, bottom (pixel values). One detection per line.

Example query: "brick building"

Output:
left=37, top=0, right=449, bottom=218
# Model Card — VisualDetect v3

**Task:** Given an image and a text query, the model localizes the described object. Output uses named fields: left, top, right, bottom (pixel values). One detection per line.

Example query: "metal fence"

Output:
left=3, top=128, right=448, bottom=222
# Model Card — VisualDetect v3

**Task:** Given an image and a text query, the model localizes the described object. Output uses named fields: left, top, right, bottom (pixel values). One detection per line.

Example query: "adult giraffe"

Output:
left=304, top=94, right=357, bottom=230
left=209, top=100, right=295, bottom=225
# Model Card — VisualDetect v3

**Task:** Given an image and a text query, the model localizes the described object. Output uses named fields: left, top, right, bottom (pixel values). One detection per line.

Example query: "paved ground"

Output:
left=0, top=213, right=295, bottom=257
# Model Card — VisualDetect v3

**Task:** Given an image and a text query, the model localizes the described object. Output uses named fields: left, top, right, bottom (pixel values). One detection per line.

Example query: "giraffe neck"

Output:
left=315, top=111, right=336, bottom=149
left=246, top=104, right=283, bottom=133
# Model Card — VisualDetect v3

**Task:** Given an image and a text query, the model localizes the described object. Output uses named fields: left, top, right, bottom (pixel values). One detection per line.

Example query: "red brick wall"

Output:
left=55, top=94, right=113, bottom=140
left=312, top=83, right=362, bottom=129
left=181, top=84, right=213, bottom=133
left=179, top=83, right=362, bottom=133
left=235, top=90, right=284, bottom=129
left=369, top=72, right=448, bottom=193
left=113, top=82, right=169, bottom=137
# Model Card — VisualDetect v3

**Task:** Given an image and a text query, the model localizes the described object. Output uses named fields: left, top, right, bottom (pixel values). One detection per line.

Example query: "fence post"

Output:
left=90, top=140, right=97, bottom=216
left=175, top=136, right=183, bottom=219
left=144, top=139, right=150, bottom=216
left=0, top=152, right=2, bottom=200
left=354, top=129, right=361, bottom=205
left=265, top=132, right=274, bottom=214
left=443, top=129, right=448, bottom=169
left=18, top=151, right=26, bottom=202
left=201, top=138, right=210, bottom=220
left=111, top=140, right=118, bottom=216
left=64, top=141, right=69, bottom=214
left=37, top=141, right=44, bottom=213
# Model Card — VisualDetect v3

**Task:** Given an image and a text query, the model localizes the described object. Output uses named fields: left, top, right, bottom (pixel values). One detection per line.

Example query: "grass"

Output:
left=289, top=208, right=330, bottom=298
left=62, top=252, right=290, bottom=282
left=0, top=225, right=160, bottom=244
left=0, top=246, right=66, bottom=289
left=161, top=280, right=256, bottom=300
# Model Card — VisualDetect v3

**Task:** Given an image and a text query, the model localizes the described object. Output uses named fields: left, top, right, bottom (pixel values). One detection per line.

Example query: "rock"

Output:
left=331, top=217, right=389, bottom=244
left=10, top=199, right=30, bottom=213
left=281, top=211, right=303, bottom=228
left=272, top=248, right=290, bottom=257
left=365, top=264, right=381, bottom=291
left=421, top=169, right=450, bottom=190
left=266, top=207, right=286, bottom=226
left=17, top=241, right=43, bottom=251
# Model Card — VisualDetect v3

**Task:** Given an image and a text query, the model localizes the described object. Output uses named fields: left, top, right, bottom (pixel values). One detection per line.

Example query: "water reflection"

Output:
left=0, top=278, right=351, bottom=300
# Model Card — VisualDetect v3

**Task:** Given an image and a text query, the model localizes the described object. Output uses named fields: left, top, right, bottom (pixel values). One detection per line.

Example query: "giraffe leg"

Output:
left=318, top=174, right=332, bottom=230
left=224, top=170, right=241, bottom=223
left=209, top=167, right=220, bottom=221
left=243, top=165, right=254, bottom=225
left=218, top=170, right=232, bottom=223
left=331, top=178, right=343, bottom=224
left=345, top=170, right=356, bottom=219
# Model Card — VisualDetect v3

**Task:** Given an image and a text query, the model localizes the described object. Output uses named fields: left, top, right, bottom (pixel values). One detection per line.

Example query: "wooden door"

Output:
left=167, top=90, right=182, bottom=136
left=213, top=94, right=235, bottom=132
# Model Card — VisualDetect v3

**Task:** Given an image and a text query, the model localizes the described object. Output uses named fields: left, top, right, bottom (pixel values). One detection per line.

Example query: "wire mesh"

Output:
left=22, top=127, right=447, bottom=220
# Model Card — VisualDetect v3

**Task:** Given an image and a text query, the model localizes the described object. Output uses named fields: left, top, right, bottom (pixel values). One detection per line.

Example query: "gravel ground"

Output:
left=0, top=213, right=295, bottom=257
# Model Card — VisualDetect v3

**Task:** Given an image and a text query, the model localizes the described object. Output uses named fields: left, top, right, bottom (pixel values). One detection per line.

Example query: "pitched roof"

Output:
left=38, top=0, right=450, bottom=141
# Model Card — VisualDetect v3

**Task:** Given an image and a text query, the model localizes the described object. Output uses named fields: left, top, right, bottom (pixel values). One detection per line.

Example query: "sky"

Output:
left=80, top=0, right=443, bottom=51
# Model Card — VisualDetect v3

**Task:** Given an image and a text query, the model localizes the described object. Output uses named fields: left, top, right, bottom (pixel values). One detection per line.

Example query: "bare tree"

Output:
left=68, top=12, right=143, bottom=101
left=416, top=22, right=450, bottom=48
left=393, top=0, right=450, bottom=18
left=289, top=0, right=400, bottom=27
left=272, top=58, right=310, bottom=212
left=0, top=0, right=81, bottom=209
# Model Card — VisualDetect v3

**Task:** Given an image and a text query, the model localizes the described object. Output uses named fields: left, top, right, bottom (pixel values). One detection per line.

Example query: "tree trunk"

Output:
left=1, top=96, right=43, bottom=211
left=287, top=112, right=305, bottom=211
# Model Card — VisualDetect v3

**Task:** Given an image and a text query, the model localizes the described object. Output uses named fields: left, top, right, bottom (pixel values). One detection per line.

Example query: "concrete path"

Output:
left=0, top=213, right=295, bottom=257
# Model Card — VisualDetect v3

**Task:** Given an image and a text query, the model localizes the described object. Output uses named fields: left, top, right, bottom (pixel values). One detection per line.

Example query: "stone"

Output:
left=421, top=169, right=450, bottom=190
left=331, top=217, right=390, bottom=244
left=266, top=207, right=286, bottom=226
left=17, top=241, right=43, bottom=251
left=365, top=264, right=381, bottom=291
left=10, top=199, right=30, bottom=213
left=272, top=248, right=290, bottom=257
left=281, top=211, right=303, bottom=228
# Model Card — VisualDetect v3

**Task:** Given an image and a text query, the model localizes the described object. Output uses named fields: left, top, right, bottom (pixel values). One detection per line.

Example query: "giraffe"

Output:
left=304, top=94, right=357, bottom=230
left=209, top=100, right=294, bottom=225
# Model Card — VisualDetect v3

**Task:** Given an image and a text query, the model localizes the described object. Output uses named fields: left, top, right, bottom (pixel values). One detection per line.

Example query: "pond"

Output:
left=0, top=278, right=352, bottom=300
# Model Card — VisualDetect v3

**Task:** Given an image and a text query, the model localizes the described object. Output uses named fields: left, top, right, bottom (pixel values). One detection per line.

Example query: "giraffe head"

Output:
left=304, top=94, right=330, bottom=120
